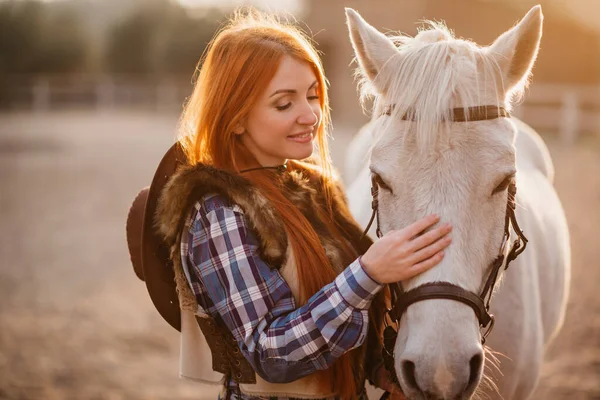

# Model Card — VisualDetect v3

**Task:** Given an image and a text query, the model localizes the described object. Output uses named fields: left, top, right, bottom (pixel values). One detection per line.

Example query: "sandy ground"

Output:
left=0, top=110, right=598, bottom=400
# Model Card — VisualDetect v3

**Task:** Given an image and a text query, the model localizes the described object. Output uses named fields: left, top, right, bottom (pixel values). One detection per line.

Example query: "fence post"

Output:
left=97, top=77, right=115, bottom=110
left=559, top=91, right=579, bottom=145
left=32, top=78, right=50, bottom=112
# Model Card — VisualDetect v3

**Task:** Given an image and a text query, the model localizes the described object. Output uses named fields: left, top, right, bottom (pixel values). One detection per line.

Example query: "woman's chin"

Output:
left=285, top=144, right=315, bottom=161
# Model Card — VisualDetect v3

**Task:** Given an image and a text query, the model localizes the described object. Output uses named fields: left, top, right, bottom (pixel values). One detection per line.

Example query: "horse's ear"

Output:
left=488, top=5, right=543, bottom=92
left=345, top=8, right=399, bottom=88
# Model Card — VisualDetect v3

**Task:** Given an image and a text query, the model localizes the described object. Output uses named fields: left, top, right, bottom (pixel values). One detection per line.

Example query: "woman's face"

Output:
left=238, top=55, right=322, bottom=166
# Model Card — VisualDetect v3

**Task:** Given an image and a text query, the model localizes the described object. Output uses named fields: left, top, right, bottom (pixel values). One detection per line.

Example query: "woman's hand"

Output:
left=361, top=214, right=451, bottom=284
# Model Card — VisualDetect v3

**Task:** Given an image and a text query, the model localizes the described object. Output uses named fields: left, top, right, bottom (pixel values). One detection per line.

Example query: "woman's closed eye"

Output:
left=276, top=95, right=320, bottom=111
left=276, top=102, right=292, bottom=111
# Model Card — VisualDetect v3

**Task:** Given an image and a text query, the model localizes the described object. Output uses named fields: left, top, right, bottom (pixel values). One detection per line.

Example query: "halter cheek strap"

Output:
left=382, top=181, right=527, bottom=338
left=361, top=175, right=382, bottom=240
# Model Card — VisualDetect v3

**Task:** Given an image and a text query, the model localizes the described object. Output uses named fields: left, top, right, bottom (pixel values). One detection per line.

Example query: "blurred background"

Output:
left=0, top=0, right=598, bottom=399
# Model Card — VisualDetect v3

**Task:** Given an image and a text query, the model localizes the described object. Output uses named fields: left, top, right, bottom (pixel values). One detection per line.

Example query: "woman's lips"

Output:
left=287, top=132, right=313, bottom=143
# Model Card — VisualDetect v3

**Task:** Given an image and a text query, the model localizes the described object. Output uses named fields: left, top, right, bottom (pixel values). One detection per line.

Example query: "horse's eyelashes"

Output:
left=373, top=173, right=393, bottom=193
left=492, top=175, right=515, bottom=195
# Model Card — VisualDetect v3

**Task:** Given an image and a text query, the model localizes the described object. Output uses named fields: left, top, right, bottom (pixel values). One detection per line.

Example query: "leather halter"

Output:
left=361, top=105, right=529, bottom=388
left=383, top=104, right=511, bottom=122
left=380, top=181, right=528, bottom=333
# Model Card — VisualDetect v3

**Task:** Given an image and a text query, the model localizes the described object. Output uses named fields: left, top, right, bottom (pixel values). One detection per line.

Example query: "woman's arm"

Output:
left=185, top=196, right=384, bottom=383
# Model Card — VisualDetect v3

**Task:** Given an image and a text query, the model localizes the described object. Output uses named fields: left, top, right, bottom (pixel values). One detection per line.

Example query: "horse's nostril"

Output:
left=401, top=360, right=418, bottom=390
left=468, top=352, right=484, bottom=389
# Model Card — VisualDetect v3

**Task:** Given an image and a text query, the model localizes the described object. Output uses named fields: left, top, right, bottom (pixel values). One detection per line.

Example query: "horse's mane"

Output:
left=356, top=21, right=528, bottom=149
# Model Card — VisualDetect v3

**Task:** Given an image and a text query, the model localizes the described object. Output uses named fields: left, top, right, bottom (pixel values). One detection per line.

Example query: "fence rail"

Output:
left=513, top=83, right=600, bottom=143
left=2, top=75, right=192, bottom=113
left=2, top=76, right=599, bottom=143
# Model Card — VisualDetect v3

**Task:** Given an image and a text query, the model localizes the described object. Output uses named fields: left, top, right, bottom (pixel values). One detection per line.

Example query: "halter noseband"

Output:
left=360, top=105, right=528, bottom=389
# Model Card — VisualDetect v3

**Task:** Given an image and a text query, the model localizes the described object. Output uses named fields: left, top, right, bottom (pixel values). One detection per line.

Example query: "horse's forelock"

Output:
left=364, top=23, right=514, bottom=151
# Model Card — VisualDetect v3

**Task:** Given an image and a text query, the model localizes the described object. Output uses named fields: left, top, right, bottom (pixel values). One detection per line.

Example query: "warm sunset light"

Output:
left=0, top=1, right=597, bottom=400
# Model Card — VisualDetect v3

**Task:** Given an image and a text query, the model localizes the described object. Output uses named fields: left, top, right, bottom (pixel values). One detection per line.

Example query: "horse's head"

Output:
left=346, top=6, right=542, bottom=399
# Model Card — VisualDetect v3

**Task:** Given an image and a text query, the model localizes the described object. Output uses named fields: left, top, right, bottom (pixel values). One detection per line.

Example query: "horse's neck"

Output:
left=346, top=164, right=375, bottom=235
left=513, top=118, right=554, bottom=182
left=344, top=120, right=375, bottom=185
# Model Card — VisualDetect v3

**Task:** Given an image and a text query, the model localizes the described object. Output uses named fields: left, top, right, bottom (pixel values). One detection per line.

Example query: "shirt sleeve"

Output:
left=186, top=202, right=384, bottom=384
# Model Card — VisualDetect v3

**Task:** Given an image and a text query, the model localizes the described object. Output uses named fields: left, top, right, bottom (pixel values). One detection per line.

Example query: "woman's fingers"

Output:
left=408, top=223, right=452, bottom=252
left=407, top=235, right=452, bottom=265
left=365, top=215, right=452, bottom=284
left=396, top=214, right=440, bottom=241
left=409, top=250, right=445, bottom=276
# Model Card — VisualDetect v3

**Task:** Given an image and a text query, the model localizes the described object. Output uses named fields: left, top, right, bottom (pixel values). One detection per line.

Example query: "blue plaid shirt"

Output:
left=180, top=193, right=383, bottom=398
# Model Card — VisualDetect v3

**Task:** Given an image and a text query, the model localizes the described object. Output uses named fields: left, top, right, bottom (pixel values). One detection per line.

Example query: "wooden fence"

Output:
left=2, top=76, right=599, bottom=143
left=2, top=75, right=192, bottom=113
left=512, top=83, right=600, bottom=143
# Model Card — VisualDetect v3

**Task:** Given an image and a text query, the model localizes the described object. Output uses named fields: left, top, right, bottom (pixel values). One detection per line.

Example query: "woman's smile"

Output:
left=287, top=130, right=314, bottom=143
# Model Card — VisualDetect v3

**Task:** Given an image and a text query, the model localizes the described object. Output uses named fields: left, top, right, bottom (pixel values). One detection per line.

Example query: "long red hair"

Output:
left=177, top=8, right=361, bottom=398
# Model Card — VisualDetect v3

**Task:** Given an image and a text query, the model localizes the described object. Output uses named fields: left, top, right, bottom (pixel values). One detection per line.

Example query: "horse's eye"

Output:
left=372, top=172, right=393, bottom=193
left=492, top=175, right=515, bottom=195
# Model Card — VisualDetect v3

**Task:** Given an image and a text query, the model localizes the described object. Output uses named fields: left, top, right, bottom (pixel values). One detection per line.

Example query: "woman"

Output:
left=153, top=8, right=452, bottom=400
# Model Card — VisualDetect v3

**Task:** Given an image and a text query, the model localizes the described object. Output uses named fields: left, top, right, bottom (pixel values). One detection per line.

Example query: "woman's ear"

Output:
left=233, top=123, right=245, bottom=135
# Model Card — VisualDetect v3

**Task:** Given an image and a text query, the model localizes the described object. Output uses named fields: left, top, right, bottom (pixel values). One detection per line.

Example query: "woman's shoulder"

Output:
left=156, top=162, right=251, bottom=242
left=193, top=193, right=245, bottom=218
left=186, top=193, right=248, bottom=239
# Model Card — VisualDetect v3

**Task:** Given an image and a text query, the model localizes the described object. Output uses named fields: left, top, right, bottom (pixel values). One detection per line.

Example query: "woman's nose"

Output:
left=297, top=103, right=320, bottom=126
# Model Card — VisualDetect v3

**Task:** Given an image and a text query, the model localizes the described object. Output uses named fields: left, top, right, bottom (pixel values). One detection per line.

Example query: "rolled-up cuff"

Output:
left=334, top=258, right=384, bottom=309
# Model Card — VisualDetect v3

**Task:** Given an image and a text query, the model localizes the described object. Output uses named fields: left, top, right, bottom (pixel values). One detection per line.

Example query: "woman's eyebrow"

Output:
left=269, top=80, right=318, bottom=98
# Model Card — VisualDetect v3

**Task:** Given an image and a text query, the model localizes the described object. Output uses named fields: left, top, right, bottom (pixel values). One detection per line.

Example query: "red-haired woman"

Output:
left=154, top=8, right=451, bottom=400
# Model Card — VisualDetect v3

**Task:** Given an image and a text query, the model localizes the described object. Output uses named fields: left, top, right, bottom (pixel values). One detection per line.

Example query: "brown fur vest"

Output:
left=155, top=161, right=383, bottom=398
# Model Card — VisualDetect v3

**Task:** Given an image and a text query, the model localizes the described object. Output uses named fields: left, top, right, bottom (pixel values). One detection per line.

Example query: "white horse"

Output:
left=344, top=6, right=570, bottom=400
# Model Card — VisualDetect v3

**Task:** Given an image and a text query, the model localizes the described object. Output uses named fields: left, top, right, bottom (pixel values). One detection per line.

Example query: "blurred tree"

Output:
left=38, top=10, right=89, bottom=75
left=156, top=8, right=223, bottom=75
left=0, top=1, right=46, bottom=74
left=0, top=0, right=89, bottom=75
left=104, top=6, right=161, bottom=75
left=104, top=0, right=224, bottom=76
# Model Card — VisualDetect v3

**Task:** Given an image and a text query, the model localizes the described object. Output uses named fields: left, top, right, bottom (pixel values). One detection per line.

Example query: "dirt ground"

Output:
left=0, top=110, right=598, bottom=400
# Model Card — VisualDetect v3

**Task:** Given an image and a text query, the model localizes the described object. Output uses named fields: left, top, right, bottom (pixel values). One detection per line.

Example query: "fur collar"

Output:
left=156, top=163, right=287, bottom=265
left=154, top=162, right=372, bottom=271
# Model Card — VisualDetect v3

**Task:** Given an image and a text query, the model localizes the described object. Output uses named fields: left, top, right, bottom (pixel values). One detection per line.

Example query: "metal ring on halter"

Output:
left=383, top=311, right=393, bottom=328
left=481, top=314, right=496, bottom=345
